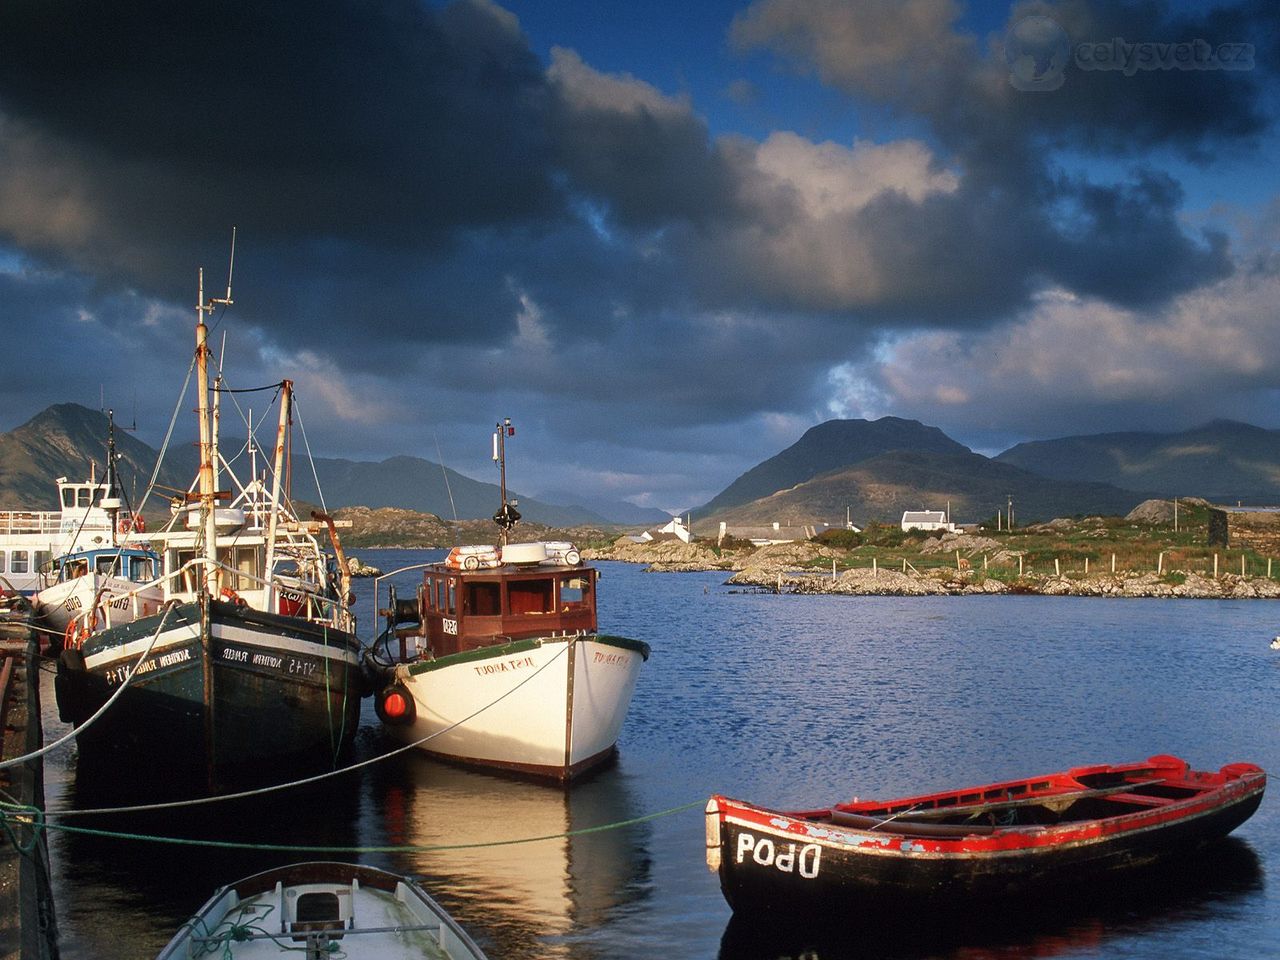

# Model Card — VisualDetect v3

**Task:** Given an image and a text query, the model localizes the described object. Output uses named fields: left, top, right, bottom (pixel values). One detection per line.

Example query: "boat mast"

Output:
left=195, top=245, right=235, bottom=597
left=263, top=379, right=292, bottom=610
left=101, top=408, right=122, bottom=547
left=492, top=417, right=520, bottom=546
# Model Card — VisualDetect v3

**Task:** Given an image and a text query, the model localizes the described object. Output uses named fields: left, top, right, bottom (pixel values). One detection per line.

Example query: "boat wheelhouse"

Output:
left=0, top=473, right=148, bottom=596
left=36, top=545, right=161, bottom=635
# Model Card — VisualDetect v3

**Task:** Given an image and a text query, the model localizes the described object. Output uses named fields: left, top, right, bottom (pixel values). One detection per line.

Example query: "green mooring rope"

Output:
left=1, top=798, right=705, bottom=854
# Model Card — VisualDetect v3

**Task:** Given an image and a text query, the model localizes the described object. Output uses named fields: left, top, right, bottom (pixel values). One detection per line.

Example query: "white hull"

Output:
left=36, top=575, right=164, bottom=632
left=157, top=862, right=488, bottom=959
left=389, top=635, right=646, bottom=779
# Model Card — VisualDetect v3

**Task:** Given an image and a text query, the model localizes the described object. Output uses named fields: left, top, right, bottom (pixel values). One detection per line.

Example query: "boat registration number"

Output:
left=735, top=832, right=821, bottom=879
left=442, top=618, right=458, bottom=635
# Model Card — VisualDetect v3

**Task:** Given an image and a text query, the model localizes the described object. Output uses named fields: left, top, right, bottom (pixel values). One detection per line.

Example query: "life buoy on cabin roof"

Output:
left=501, top=542, right=548, bottom=565
left=444, top=545, right=500, bottom=570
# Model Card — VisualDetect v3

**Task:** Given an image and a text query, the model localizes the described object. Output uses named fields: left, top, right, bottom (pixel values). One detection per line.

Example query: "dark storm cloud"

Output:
left=0, top=0, right=559, bottom=296
left=722, top=0, right=1273, bottom=319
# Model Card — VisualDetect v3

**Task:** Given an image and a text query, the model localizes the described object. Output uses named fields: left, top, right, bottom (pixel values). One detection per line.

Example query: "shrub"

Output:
left=813, top=528, right=863, bottom=549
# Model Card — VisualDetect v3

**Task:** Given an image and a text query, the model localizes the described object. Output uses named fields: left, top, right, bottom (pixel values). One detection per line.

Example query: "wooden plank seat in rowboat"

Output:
left=828, top=779, right=1173, bottom=836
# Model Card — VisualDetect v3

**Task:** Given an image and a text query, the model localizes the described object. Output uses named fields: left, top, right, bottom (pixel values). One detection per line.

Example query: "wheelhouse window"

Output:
left=62, top=488, right=75, bottom=509
left=508, top=578, right=554, bottom=615
left=560, top=575, right=592, bottom=609
left=173, top=549, right=199, bottom=592
left=95, top=554, right=120, bottom=576
left=129, top=555, right=155, bottom=581
left=77, top=488, right=92, bottom=508
left=465, top=581, right=501, bottom=616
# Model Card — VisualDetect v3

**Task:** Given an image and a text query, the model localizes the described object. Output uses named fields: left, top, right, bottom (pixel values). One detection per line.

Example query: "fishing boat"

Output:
left=54, top=258, right=364, bottom=789
left=35, top=412, right=163, bottom=638
left=156, top=862, right=489, bottom=959
left=706, top=755, right=1265, bottom=915
left=0, top=459, right=149, bottom=598
left=365, top=419, right=649, bottom=782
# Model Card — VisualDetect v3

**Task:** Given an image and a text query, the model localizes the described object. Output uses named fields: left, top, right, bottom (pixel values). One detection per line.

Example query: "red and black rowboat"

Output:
left=706, top=755, right=1265, bottom=915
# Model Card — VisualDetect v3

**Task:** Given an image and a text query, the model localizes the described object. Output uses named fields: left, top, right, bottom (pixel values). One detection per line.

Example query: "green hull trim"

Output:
left=404, top=633, right=650, bottom=677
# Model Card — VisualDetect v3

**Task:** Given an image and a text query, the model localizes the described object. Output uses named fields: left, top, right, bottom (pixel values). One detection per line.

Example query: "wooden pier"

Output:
left=0, top=604, right=58, bottom=960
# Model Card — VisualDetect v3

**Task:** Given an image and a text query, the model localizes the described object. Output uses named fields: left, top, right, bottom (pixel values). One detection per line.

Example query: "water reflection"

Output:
left=358, top=741, right=652, bottom=958
left=718, top=837, right=1263, bottom=960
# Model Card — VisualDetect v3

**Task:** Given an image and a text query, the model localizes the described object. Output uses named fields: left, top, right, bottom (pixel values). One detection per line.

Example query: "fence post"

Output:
left=873, top=557, right=878, bottom=577
left=983, top=554, right=988, bottom=571
left=1054, top=557, right=1060, bottom=577
left=1214, top=553, right=1219, bottom=578
left=956, top=550, right=962, bottom=572
left=1158, top=552, right=1163, bottom=574
left=1242, top=553, right=1246, bottom=577
left=1084, top=557, right=1089, bottom=575
left=1019, top=555, right=1024, bottom=576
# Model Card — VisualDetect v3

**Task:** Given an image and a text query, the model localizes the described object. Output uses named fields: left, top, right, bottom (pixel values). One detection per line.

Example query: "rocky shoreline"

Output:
left=585, top=540, right=1280, bottom=599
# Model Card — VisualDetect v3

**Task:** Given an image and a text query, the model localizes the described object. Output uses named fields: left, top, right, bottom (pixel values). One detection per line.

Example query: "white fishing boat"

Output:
left=366, top=420, right=649, bottom=781
left=34, top=411, right=164, bottom=638
left=156, top=862, right=489, bottom=959
left=0, top=469, right=149, bottom=597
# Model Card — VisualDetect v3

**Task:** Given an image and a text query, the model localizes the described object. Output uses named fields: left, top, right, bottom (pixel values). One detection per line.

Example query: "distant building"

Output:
left=655, top=516, right=692, bottom=543
left=901, top=510, right=955, bottom=533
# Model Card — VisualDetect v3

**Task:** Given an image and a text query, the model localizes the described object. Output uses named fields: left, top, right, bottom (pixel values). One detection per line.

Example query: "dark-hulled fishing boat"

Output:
left=706, top=755, right=1265, bottom=915
left=54, top=260, right=363, bottom=790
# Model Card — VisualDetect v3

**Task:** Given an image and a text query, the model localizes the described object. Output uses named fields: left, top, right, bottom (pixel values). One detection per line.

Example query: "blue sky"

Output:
left=0, top=0, right=1277, bottom=512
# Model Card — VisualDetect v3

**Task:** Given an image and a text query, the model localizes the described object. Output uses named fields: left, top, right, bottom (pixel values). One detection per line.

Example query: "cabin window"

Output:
left=77, top=488, right=92, bottom=508
left=446, top=579, right=457, bottom=615
left=129, top=556, right=155, bottom=581
left=235, top=547, right=258, bottom=590
left=96, top=555, right=120, bottom=577
left=62, top=489, right=75, bottom=509
left=508, top=578, right=554, bottom=615
left=174, top=550, right=199, bottom=592
left=10, top=551, right=29, bottom=574
left=0, top=551, right=7, bottom=573
left=560, top=576, right=591, bottom=608
left=465, top=581, right=501, bottom=616
left=435, top=578, right=446, bottom=612
left=34, top=551, right=51, bottom=574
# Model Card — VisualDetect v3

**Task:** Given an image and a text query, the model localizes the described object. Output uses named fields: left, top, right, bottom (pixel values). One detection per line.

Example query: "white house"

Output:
left=901, top=510, right=955, bottom=533
left=656, top=516, right=692, bottom=543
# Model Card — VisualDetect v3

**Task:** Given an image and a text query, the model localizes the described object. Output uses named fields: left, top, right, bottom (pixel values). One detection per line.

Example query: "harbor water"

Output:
left=39, top=552, right=1280, bottom=958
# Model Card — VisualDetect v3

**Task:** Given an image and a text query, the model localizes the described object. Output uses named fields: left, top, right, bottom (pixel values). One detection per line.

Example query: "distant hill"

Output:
left=0, top=404, right=185, bottom=510
left=0, top=404, right=630, bottom=525
left=996, top=420, right=1280, bottom=503
left=534, top=489, right=671, bottom=526
left=707, top=450, right=1147, bottom=527
left=696, top=417, right=970, bottom=516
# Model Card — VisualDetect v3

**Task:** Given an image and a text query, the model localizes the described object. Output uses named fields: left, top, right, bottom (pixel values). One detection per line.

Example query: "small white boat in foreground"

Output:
left=157, top=862, right=489, bottom=959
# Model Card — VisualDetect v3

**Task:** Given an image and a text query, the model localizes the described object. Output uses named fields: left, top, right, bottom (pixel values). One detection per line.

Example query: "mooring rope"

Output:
left=44, top=636, right=576, bottom=817
left=0, top=603, right=178, bottom=770
left=0, top=797, right=705, bottom=854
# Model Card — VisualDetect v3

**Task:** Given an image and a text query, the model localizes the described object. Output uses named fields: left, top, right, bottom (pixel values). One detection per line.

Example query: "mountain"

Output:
left=708, top=450, right=1147, bottom=526
left=0, top=404, right=630, bottom=525
left=533, top=489, right=671, bottom=526
left=696, top=417, right=971, bottom=516
left=0, top=404, right=185, bottom=510
left=996, top=420, right=1280, bottom=502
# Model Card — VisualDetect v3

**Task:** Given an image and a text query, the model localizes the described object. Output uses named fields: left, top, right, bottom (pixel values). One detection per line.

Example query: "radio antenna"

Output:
left=223, top=226, right=237, bottom=303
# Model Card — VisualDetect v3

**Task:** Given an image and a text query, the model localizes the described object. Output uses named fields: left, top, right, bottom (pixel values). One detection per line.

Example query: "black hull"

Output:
left=55, top=598, right=364, bottom=790
left=715, top=789, right=1264, bottom=917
